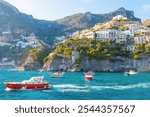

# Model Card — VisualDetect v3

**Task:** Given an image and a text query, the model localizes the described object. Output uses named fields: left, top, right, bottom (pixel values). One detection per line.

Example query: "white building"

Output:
left=112, top=15, right=127, bottom=21
left=127, top=45, right=135, bottom=52
left=96, top=29, right=128, bottom=43
left=116, top=31, right=127, bottom=43
left=96, top=30, right=110, bottom=41
left=123, top=30, right=136, bottom=36
left=124, top=22, right=142, bottom=30
left=134, top=36, right=145, bottom=44
left=80, top=32, right=95, bottom=39
left=109, top=30, right=119, bottom=42
left=2, top=31, right=11, bottom=35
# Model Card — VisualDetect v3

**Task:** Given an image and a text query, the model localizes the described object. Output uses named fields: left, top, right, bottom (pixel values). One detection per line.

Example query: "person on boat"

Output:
left=84, top=71, right=93, bottom=81
left=51, top=71, right=65, bottom=78
left=53, top=71, right=60, bottom=75
left=85, top=71, right=93, bottom=76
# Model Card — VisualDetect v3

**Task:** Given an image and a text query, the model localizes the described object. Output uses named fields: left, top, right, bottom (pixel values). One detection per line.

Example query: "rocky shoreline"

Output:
left=40, top=56, right=150, bottom=72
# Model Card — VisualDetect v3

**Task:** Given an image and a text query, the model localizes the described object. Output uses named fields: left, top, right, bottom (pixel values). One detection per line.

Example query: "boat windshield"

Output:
left=22, top=76, right=44, bottom=84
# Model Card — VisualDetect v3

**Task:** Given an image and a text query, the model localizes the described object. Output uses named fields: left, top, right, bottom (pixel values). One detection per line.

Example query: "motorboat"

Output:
left=124, top=70, right=138, bottom=75
left=4, top=76, right=50, bottom=90
left=51, top=72, right=65, bottom=78
left=84, top=71, right=93, bottom=81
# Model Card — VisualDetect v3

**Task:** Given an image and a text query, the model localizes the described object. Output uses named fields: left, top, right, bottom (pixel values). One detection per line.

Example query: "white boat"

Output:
left=4, top=76, right=51, bottom=90
left=9, top=67, right=24, bottom=72
left=84, top=71, right=94, bottom=81
left=124, top=70, right=138, bottom=75
left=51, top=72, right=65, bottom=78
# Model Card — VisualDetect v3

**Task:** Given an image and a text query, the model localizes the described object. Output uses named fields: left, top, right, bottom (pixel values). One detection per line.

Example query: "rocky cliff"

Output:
left=43, top=56, right=150, bottom=72
left=143, top=19, right=150, bottom=27
left=23, top=46, right=51, bottom=71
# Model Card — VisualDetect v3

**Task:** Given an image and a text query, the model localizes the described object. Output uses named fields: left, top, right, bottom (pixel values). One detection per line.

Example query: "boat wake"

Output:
left=5, top=88, right=11, bottom=91
left=53, top=84, right=87, bottom=89
left=53, top=83, right=150, bottom=92
left=53, top=84, right=89, bottom=92
left=90, top=83, right=150, bottom=90
left=59, top=89, right=89, bottom=92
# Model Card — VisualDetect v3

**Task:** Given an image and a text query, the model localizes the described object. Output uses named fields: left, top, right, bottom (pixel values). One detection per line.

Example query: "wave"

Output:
left=53, top=84, right=87, bottom=89
left=58, top=89, right=89, bottom=92
left=42, top=90, right=52, bottom=92
left=91, top=83, right=150, bottom=90
left=53, top=83, right=150, bottom=92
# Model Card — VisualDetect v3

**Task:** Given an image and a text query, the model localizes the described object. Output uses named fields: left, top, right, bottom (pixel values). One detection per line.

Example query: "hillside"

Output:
left=41, top=15, right=150, bottom=72
left=0, top=1, right=141, bottom=44
left=143, top=19, right=150, bottom=27
left=0, top=0, right=142, bottom=64
left=0, top=0, right=64, bottom=44
left=56, top=7, right=141, bottom=32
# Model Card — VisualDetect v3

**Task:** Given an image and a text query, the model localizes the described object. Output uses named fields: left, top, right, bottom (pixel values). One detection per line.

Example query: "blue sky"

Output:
left=4, top=0, right=150, bottom=21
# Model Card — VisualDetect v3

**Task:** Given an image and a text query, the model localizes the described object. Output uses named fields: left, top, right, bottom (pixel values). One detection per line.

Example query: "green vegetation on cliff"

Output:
left=24, top=46, right=52, bottom=66
left=47, top=38, right=130, bottom=61
left=133, top=41, right=150, bottom=60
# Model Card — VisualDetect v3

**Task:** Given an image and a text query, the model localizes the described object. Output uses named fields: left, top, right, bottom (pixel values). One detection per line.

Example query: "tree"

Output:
left=145, top=45, right=150, bottom=54
left=119, top=26, right=125, bottom=31
left=133, top=55, right=140, bottom=60
left=64, top=48, right=71, bottom=59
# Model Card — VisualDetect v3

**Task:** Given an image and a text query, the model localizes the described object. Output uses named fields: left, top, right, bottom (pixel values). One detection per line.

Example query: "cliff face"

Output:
left=143, top=19, right=150, bottom=27
left=22, top=46, right=50, bottom=71
left=43, top=57, right=150, bottom=72
left=23, top=56, right=42, bottom=71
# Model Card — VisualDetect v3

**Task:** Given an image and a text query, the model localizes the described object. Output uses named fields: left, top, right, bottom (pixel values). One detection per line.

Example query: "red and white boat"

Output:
left=84, top=71, right=93, bottom=81
left=4, top=76, right=50, bottom=90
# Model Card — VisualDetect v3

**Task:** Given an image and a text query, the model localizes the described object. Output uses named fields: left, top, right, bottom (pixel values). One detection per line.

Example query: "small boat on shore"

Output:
left=9, top=67, right=24, bottom=72
left=84, top=71, right=93, bottom=81
left=51, top=71, right=65, bottom=78
left=4, top=76, right=50, bottom=90
left=124, top=70, right=138, bottom=75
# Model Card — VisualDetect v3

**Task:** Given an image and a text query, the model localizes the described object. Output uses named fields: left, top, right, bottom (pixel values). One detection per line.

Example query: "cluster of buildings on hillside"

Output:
left=0, top=25, right=42, bottom=48
left=11, top=33, right=41, bottom=48
left=54, top=34, right=73, bottom=45
left=74, top=15, right=150, bottom=52
left=0, top=25, right=13, bottom=43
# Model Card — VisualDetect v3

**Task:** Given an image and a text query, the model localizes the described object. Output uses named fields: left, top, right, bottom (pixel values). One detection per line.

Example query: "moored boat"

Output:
left=4, top=76, right=50, bottom=90
left=124, top=70, right=138, bottom=75
left=84, top=71, right=93, bottom=81
left=9, top=67, right=24, bottom=72
left=51, top=71, right=65, bottom=78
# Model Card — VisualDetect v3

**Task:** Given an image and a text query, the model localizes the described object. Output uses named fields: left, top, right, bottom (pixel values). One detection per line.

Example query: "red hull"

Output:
left=85, top=77, right=93, bottom=81
left=5, top=83, right=49, bottom=90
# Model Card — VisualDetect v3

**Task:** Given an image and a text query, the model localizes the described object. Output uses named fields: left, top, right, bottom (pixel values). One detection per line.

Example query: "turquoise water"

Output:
left=0, top=69, right=150, bottom=100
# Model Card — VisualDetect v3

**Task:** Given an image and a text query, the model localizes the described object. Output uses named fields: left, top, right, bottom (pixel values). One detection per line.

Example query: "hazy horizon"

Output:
left=4, top=0, right=150, bottom=21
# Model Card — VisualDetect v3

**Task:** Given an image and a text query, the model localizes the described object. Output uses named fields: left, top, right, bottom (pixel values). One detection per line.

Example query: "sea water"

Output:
left=0, top=69, right=150, bottom=100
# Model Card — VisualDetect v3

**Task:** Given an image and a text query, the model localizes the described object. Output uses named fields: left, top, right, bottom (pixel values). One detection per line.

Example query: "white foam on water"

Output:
left=5, top=88, right=11, bottom=91
left=53, top=83, right=150, bottom=92
left=53, top=84, right=87, bottom=89
left=58, top=89, right=89, bottom=92
left=91, top=83, right=150, bottom=90
left=53, top=84, right=89, bottom=92
left=42, top=90, right=51, bottom=92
